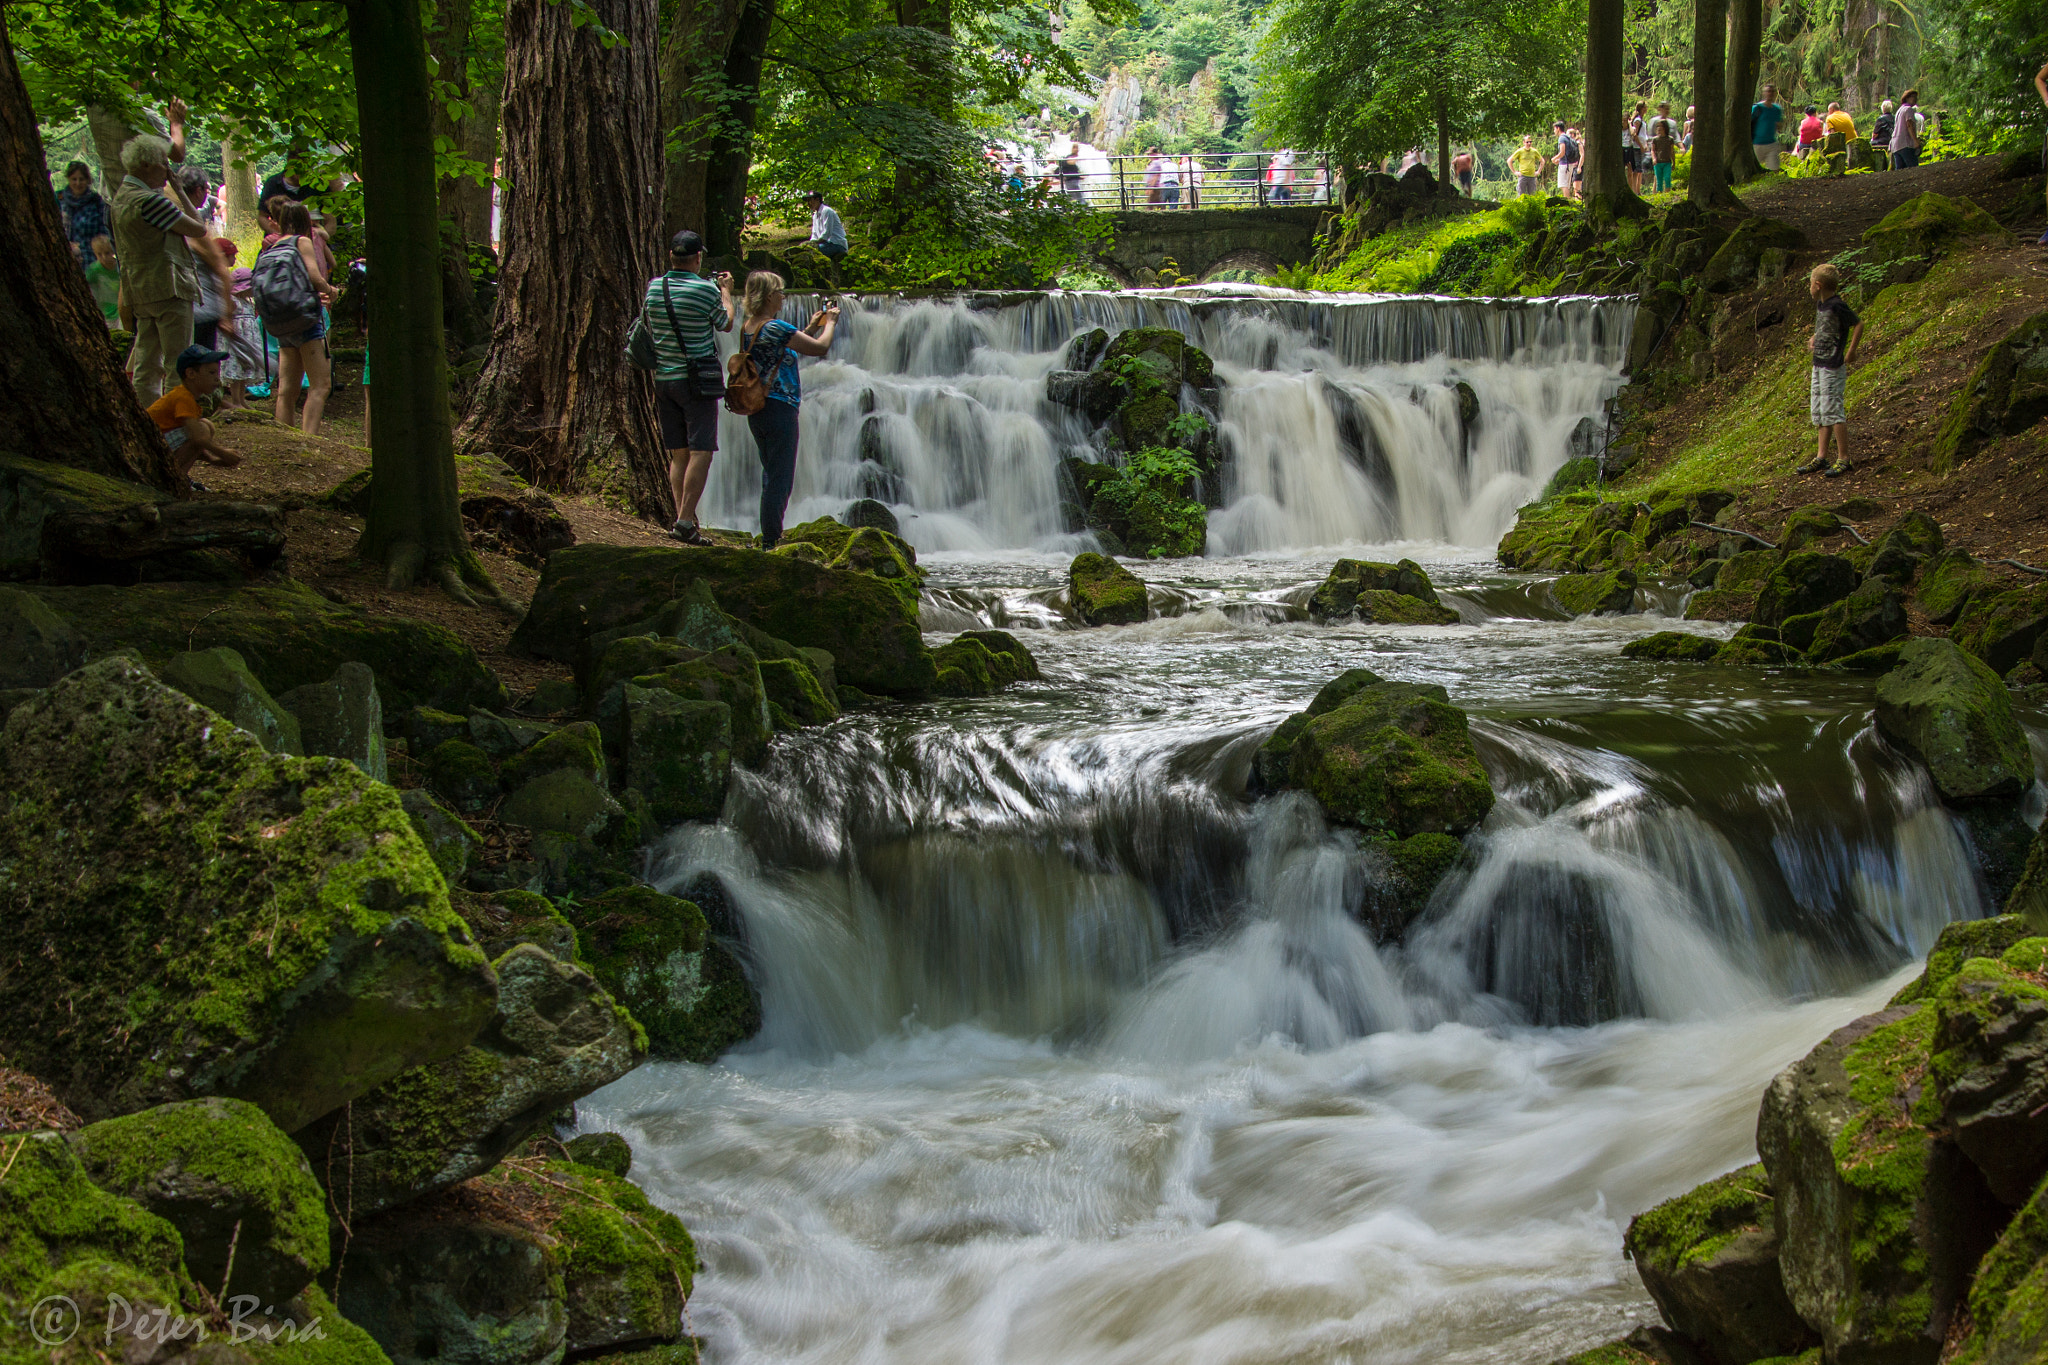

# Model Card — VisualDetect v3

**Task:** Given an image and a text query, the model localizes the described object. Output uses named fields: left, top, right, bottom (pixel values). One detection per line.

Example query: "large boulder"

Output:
left=161, top=646, right=305, bottom=755
left=0, top=657, right=499, bottom=1131
left=1873, top=639, right=2034, bottom=803
left=1699, top=216, right=1806, bottom=292
left=1914, top=549, right=1995, bottom=627
left=1861, top=192, right=2002, bottom=289
left=1069, top=552, right=1150, bottom=626
left=1930, top=945, right=2048, bottom=1205
left=572, top=887, right=761, bottom=1063
left=932, top=630, right=1044, bottom=697
left=292, top=944, right=645, bottom=1216
left=277, top=661, right=387, bottom=781
left=1621, top=631, right=1722, bottom=662
left=1793, top=580, right=1908, bottom=663
left=1957, top=1175, right=2048, bottom=1365
left=70, top=1097, right=327, bottom=1306
left=1309, top=559, right=1452, bottom=624
left=1287, top=680, right=1495, bottom=837
left=1553, top=568, right=1639, bottom=616
left=773, top=516, right=924, bottom=613
left=1624, top=1163, right=1816, bottom=1365
left=1890, top=915, right=2036, bottom=1008
left=19, top=580, right=506, bottom=713
left=1951, top=583, right=2048, bottom=675
left=1864, top=512, right=1943, bottom=585
left=1755, top=553, right=1858, bottom=626
left=2013, top=824, right=2048, bottom=930
left=0, top=586, right=86, bottom=688
left=518, top=1161, right=696, bottom=1356
left=603, top=683, right=732, bottom=825
left=510, top=543, right=935, bottom=696
left=1934, top=308, right=2048, bottom=472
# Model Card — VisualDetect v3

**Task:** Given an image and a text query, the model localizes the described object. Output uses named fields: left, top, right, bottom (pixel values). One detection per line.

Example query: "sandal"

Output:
left=1823, top=461, right=1854, bottom=478
left=667, top=520, right=712, bottom=546
left=1796, top=455, right=1828, bottom=474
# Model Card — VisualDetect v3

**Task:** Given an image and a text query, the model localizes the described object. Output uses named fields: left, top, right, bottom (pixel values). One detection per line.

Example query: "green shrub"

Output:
left=1096, top=446, right=1207, bottom=557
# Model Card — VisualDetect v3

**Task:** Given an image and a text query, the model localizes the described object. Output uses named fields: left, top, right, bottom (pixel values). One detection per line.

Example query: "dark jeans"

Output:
left=814, top=240, right=847, bottom=261
left=1891, top=147, right=1921, bottom=170
left=750, top=399, right=800, bottom=549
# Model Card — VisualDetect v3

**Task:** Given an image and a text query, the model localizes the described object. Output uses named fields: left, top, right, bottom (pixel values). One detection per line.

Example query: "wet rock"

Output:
left=71, top=1097, right=327, bottom=1306
left=1625, top=1163, right=1816, bottom=1365
left=1552, top=568, right=1639, bottom=616
left=467, top=706, right=555, bottom=759
left=1935, top=307, right=2048, bottom=471
left=0, top=585, right=85, bottom=688
left=1683, top=587, right=1758, bottom=622
left=1826, top=641, right=1907, bottom=673
left=1777, top=505, right=1846, bottom=555
left=501, top=720, right=606, bottom=791
left=1930, top=946, right=2048, bottom=1204
left=424, top=737, right=501, bottom=814
left=1951, top=582, right=2048, bottom=675
left=161, top=645, right=304, bottom=755
left=1954, top=1174, right=2048, bottom=1365
left=402, top=788, right=483, bottom=886
left=932, top=630, right=1043, bottom=696
left=1754, top=552, right=1857, bottom=627
left=0, top=657, right=499, bottom=1130
left=1064, top=326, right=1110, bottom=372
left=277, top=660, right=386, bottom=781
left=1873, top=639, right=2034, bottom=802
left=565, top=1131, right=632, bottom=1178
left=1712, top=637, right=1808, bottom=666
left=1308, top=558, right=1442, bottom=622
left=842, top=498, right=900, bottom=537
left=1069, top=552, right=1150, bottom=626
left=1890, top=915, right=2035, bottom=1007
left=775, top=517, right=923, bottom=613
left=1102, top=325, right=1215, bottom=390
left=1358, top=831, right=1463, bottom=939
left=1496, top=494, right=1598, bottom=571
left=1549, top=1325, right=1709, bottom=1365
left=1795, top=580, right=1908, bottom=663
left=293, top=944, right=645, bottom=1216
left=1353, top=591, right=1460, bottom=625
left=502, top=769, right=627, bottom=841
left=1250, top=668, right=1385, bottom=796
left=760, top=654, right=840, bottom=724
left=1688, top=559, right=1724, bottom=588
left=1621, top=631, right=1722, bottom=662
left=604, top=683, right=732, bottom=826
left=571, top=887, right=761, bottom=1063
left=1288, top=680, right=1495, bottom=837
left=1913, top=549, right=1995, bottom=627
left=512, top=543, right=935, bottom=697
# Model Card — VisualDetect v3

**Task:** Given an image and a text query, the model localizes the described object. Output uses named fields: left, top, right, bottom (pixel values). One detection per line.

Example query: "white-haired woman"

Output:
left=735, top=272, right=838, bottom=550
left=112, top=130, right=218, bottom=404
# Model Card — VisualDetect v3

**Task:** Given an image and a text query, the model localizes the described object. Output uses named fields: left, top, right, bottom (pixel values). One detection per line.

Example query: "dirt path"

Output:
left=1739, top=155, right=2028, bottom=250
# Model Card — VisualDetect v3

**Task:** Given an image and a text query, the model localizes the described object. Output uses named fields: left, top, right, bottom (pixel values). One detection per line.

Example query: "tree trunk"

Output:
left=221, top=122, right=263, bottom=253
left=1, top=14, right=174, bottom=492
left=1690, top=0, right=1735, bottom=208
left=429, top=0, right=500, bottom=253
left=1435, top=90, right=1452, bottom=198
left=458, top=0, right=668, bottom=519
left=1724, top=0, right=1764, bottom=180
left=1583, top=0, right=1643, bottom=212
left=659, top=0, right=751, bottom=245
left=704, top=0, right=773, bottom=261
left=347, top=0, right=506, bottom=603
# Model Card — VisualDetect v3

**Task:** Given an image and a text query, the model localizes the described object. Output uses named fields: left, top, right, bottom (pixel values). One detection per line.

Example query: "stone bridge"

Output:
left=1094, top=205, right=1337, bottom=286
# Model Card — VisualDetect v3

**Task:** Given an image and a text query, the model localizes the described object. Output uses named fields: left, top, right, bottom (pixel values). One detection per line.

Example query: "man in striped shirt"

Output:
left=647, top=230, right=736, bottom=543
left=113, top=130, right=223, bottom=405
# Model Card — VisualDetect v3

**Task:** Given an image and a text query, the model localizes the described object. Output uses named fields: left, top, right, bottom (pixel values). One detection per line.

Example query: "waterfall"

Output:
left=698, top=289, right=1635, bottom=554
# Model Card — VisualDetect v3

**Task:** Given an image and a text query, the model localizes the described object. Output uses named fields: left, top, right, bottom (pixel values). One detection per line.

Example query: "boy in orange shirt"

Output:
left=148, top=344, right=243, bottom=486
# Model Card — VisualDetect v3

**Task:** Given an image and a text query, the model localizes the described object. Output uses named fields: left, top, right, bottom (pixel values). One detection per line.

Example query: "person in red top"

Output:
left=1796, top=106, right=1825, bottom=156
left=147, top=344, right=243, bottom=486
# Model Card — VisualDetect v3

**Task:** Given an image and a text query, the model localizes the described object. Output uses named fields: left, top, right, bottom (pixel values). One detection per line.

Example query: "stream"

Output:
left=578, top=290, right=2045, bottom=1364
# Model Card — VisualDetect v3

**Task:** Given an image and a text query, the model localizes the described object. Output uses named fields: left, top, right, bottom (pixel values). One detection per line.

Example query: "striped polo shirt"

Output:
left=644, top=271, right=728, bottom=380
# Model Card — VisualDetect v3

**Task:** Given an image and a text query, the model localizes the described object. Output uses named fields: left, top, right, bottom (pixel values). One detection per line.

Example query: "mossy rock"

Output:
left=1699, top=216, right=1807, bottom=292
left=1250, top=668, right=1389, bottom=796
left=1069, top=552, right=1149, bottom=626
left=1684, top=587, right=1759, bottom=622
left=2012, top=825, right=2048, bottom=931
left=1308, top=558, right=1442, bottom=622
left=1777, top=505, right=1846, bottom=556
left=292, top=944, right=645, bottom=1217
left=1801, top=580, right=1908, bottom=663
left=565, top=1132, right=632, bottom=1179
left=401, top=788, right=482, bottom=885
left=0, top=658, right=497, bottom=1131
left=21, top=580, right=506, bottom=714
left=502, top=769, right=627, bottom=842
left=1862, top=191, right=2002, bottom=288
left=161, top=645, right=305, bottom=756
left=631, top=644, right=772, bottom=767
left=1892, top=916, right=2035, bottom=1007
left=1930, top=953, right=2048, bottom=1204
left=0, top=454, right=167, bottom=579
left=1874, top=639, right=2034, bottom=803
left=1935, top=308, right=2048, bottom=473
left=1358, top=831, right=1464, bottom=940
left=424, top=737, right=501, bottom=814
left=582, top=635, right=704, bottom=709
left=1713, top=637, right=1809, bottom=666
left=1951, top=582, right=2048, bottom=675
left=1497, top=496, right=1596, bottom=571
left=1542, top=457, right=1601, bottom=499
left=1865, top=512, right=1943, bottom=584
left=71, top=1097, right=328, bottom=1306
left=572, top=887, right=761, bottom=1063
left=501, top=719, right=606, bottom=792
left=1826, top=641, right=1907, bottom=673
left=1717, top=549, right=1777, bottom=593
left=774, top=517, right=924, bottom=613
left=1625, top=1163, right=1815, bottom=1365
left=279, top=661, right=388, bottom=782
left=1956, top=1172, right=2048, bottom=1365
left=1621, top=631, right=1722, bottom=662
left=0, top=586, right=86, bottom=690
left=1914, top=550, right=1996, bottom=627
left=1288, top=681, right=1495, bottom=837
left=1354, top=590, right=1459, bottom=625
left=1102, top=325, right=1215, bottom=390
left=511, top=544, right=935, bottom=696
left=931, top=630, right=1041, bottom=696
left=602, top=685, right=732, bottom=827
left=1754, top=552, right=1857, bottom=627
left=758, top=655, right=839, bottom=725
left=1552, top=568, right=1638, bottom=616
left=454, top=888, right=581, bottom=962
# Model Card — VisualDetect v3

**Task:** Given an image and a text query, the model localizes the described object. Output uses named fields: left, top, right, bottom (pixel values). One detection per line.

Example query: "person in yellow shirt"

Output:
left=147, top=345, right=243, bottom=487
left=1824, top=103, right=1858, bottom=140
left=1508, top=136, right=1547, bottom=197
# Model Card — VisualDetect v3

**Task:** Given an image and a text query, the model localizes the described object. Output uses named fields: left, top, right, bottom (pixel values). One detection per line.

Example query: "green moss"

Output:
left=1755, top=553, right=1858, bottom=626
left=244, top=1285, right=395, bottom=1365
left=1777, top=505, right=1845, bottom=555
left=1626, top=1163, right=1773, bottom=1276
left=1889, top=915, right=2032, bottom=1006
left=1713, top=638, right=1809, bottom=665
left=565, top=1133, right=633, bottom=1179
left=0, top=1132, right=192, bottom=1330
left=1961, top=1175, right=2048, bottom=1365
left=1951, top=583, right=2048, bottom=674
left=453, top=888, right=581, bottom=962
left=1553, top=569, right=1638, bottom=616
left=756, top=656, right=839, bottom=725
left=572, top=888, right=759, bottom=1063
left=633, top=645, right=771, bottom=767
left=1833, top=1005, right=1939, bottom=1342
left=1354, top=591, right=1460, bottom=625
left=423, top=738, right=501, bottom=814
left=1543, top=458, right=1601, bottom=498
left=1685, top=587, right=1760, bottom=622
left=929, top=631, right=1045, bottom=696
left=1621, top=631, right=1722, bottom=661
left=502, top=721, right=605, bottom=791
left=774, top=518, right=924, bottom=612
left=1289, top=682, right=1495, bottom=837
left=1496, top=496, right=1601, bottom=571
left=1069, top=552, right=1149, bottom=626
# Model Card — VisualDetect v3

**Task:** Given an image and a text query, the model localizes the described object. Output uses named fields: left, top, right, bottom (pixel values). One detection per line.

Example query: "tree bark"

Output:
left=429, top=0, right=501, bottom=252
left=1583, top=0, right=1643, bottom=212
left=347, top=0, right=506, bottom=603
left=1, top=13, right=174, bottom=492
left=1724, top=0, right=1764, bottom=181
left=221, top=122, right=264, bottom=251
left=659, top=0, right=750, bottom=245
left=1435, top=89, right=1452, bottom=198
left=458, top=0, right=668, bottom=518
left=1689, top=0, right=1735, bottom=207
left=704, top=0, right=773, bottom=260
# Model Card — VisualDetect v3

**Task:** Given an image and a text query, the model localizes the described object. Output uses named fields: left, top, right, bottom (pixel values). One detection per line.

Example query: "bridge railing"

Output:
left=1022, top=151, right=1338, bottom=211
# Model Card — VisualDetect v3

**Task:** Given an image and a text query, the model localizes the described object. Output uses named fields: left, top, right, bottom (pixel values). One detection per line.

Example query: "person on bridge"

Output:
left=1508, top=136, right=1545, bottom=197
left=1267, top=148, right=1295, bottom=203
left=1144, top=148, right=1166, bottom=207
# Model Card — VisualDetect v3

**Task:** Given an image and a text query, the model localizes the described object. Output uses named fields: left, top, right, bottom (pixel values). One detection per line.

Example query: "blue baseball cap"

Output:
left=175, top=344, right=229, bottom=375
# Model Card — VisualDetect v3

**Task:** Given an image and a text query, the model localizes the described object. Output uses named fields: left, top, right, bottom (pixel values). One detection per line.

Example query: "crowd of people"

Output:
left=52, top=99, right=350, bottom=488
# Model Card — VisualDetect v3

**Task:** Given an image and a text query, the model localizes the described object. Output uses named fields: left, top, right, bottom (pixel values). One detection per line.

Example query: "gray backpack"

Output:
left=252, top=236, right=320, bottom=338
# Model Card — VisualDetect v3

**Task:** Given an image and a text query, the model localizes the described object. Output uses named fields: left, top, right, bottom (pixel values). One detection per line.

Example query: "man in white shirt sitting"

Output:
left=804, top=191, right=847, bottom=261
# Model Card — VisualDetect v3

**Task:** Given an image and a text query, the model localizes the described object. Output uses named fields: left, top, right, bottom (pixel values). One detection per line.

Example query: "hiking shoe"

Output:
left=667, top=520, right=711, bottom=546
left=1823, top=460, right=1854, bottom=478
left=188, top=479, right=208, bottom=492
left=1796, top=455, right=1828, bottom=474
left=2038, top=229, right=2048, bottom=245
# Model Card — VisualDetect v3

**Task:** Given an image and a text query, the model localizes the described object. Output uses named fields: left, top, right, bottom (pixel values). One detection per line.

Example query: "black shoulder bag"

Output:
left=662, top=278, right=727, bottom=398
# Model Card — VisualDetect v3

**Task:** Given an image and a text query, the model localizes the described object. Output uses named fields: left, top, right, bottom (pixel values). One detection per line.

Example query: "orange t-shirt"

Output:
left=148, top=385, right=202, bottom=434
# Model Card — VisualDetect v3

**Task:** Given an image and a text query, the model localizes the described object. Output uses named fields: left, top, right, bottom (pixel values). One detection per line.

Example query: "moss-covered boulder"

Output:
left=627, top=644, right=772, bottom=767
left=1352, top=590, right=1460, bottom=625
left=759, top=655, right=839, bottom=724
left=423, top=737, right=500, bottom=814
left=402, top=788, right=483, bottom=886
left=1861, top=192, right=2002, bottom=289
left=1287, top=680, right=1495, bottom=837
left=1955, top=1172, right=2048, bottom=1365
left=1758, top=1004, right=1951, bottom=1365
left=69, top=1097, right=326, bottom=1306
left=1497, top=495, right=1598, bottom=571
left=0, top=454, right=167, bottom=579
left=603, top=684, right=732, bottom=827
left=0, top=585, right=86, bottom=689
left=453, top=888, right=581, bottom=962
left=1553, top=568, right=1638, bottom=616
left=1865, top=512, right=1943, bottom=585
left=1778, top=505, right=1847, bottom=556
left=572, top=887, right=761, bottom=1063
left=1713, top=637, right=1809, bottom=666
left=1929, top=948, right=2048, bottom=1205
left=161, top=646, right=304, bottom=755
left=1914, top=550, right=1995, bottom=627
left=511, top=544, right=935, bottom=696
left=0, top=657, right=498, bottom=1131
left=565, top=1132, right=633, bottom=1179
left=2013, top=825, right=2048, bottom=931
left=773, top=517, right=924, bottom=613
left=501, top=769, right=628, bottom=842
left=1103, top=325, right=1216, bottom=391
left=1543, top=457, right=1600, bottom=498
left=1249, top=668, right=1385, bottom=796
left=1755, top=553, right=1858, bottom=627
left=21, top=580, right=505, bottom=714
left=1797, top=580, right=1908, bottom=663
left=278, top=661, right=387, bottom=782
left=932, top=630, right=1044, bottom=696
left=1874, top=639, right=2034, bottom=803
left=1935, top=308, right=2048, bottom=472
left=1308, top=558, right=1442, bottom=622
left=1357, top=831, right=1464, bottom=939
left=1951, top=583, right=2048, bottom=675
left=502, top=720, right=607, bottom=792
left=1684, top=587, right=1759, bottom=622
left=1622, top=631, right=1722, bottom=662
left=1717, top=549, right=1776, bottom=594
left=1069, top=552, right=1150, bottom=625
left=1891, top=915, right=2036, bottom=1008
left=292, top=943, right=644, bottom=1216
left=1699, top=216, right=1806, bottom=292
left=1624, top=1163, right=1815, bottom=1365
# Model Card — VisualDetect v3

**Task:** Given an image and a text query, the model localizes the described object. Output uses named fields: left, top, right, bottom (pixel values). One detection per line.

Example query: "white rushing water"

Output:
left=698, top=289, right=1633, bottom=554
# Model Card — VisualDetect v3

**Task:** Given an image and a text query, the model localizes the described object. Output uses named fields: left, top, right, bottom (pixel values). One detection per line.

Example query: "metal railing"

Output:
left=1022, top=151, right=1338, bottom=211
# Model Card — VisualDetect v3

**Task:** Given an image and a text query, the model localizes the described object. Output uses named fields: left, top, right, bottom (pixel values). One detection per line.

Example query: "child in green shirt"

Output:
left=84, top=234, right=119, bottom=327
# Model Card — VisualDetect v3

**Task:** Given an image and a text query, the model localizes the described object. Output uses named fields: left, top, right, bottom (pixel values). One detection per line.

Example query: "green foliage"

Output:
left=1313, top=201, right=1539, bottom=294
left=1057, top=266, right=1119, bottom=289
left=1061, top=0, right=1265, bottom=137
left=1923, top=0, right=2048, bottom=155
left=1095, top=446, right=1206, bottom=557
left=1266, top=260, right=1318, bottom=288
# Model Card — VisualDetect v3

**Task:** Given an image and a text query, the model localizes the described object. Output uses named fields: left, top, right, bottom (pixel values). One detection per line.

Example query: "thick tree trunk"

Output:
left=659, top=0, right=750, bottom=244
left=429, top=0, right=501, bottom=252
left=1690, top=0, right=1735, bottom=207
left=459, top=0, right=667, bottom=517
left=1583, top=0, right=1643, bottom=212
left=221, top=123, right=263, bottom=251
left=704, top=0, right=773, bottom=260
left=1, top=15, right=174, bottom=492
left=347, top=0, right=506, bottom=603
left=1724, top=0, right=1764, bottom=181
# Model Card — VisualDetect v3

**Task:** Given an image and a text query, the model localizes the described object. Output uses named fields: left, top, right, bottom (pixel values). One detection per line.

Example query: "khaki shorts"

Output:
left=1810, top=366, right=1847, bottom=427
left=1754, top=141, right=1782, bottom=171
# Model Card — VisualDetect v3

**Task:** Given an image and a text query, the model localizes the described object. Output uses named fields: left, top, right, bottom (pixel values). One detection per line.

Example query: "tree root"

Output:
left=365, top=535, right=523, bottom=616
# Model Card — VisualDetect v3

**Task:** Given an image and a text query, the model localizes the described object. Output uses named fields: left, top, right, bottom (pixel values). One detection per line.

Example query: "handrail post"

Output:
left=1118, top=155, right=1128, bottom=212
left=1257, top=152, right=1267, bottom=208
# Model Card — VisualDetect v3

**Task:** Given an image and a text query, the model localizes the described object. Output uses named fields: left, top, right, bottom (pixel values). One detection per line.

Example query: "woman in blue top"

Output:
left=737, top=271, right=839, bottom=549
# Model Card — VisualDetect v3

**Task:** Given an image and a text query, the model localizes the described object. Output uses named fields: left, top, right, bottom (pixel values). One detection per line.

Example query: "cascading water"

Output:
left=588, top=292, right=2044, bottom=1364
left=698, top=287, right=1633, bottom=553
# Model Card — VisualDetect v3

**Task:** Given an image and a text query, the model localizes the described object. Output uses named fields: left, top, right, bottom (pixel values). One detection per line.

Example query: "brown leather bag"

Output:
left=724, top=328, right=772, bottom=415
